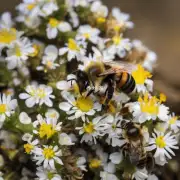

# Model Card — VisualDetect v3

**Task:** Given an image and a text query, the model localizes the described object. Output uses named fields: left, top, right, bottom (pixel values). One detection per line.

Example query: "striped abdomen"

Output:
left=116, top=72, right=136, bottom=94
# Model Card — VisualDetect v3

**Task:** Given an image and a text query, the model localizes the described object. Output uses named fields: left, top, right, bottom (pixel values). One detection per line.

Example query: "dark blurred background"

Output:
left=1, top=0, right=180, bottom=179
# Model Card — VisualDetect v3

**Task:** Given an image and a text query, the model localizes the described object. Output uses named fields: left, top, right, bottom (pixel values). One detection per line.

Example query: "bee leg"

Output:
left=104, top=79, right=115, bottom=106
left=86, top=89, right=94, bottom=97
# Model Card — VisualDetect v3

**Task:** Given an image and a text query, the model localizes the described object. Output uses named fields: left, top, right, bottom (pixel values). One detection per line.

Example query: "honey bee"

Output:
left=121, top=120, right=154, bottom=171
left=69, top=60, right=136, bottom=106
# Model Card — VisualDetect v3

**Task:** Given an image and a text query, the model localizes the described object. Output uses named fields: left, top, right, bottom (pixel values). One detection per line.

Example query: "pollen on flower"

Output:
left=169, top=116, right=178, bottom=125
left=46, top=60, right=53, bottom=69
left=155, top=136, right=166, bottom=148
left=37, top=88, right=46, bottom=98
left=26, top=3, right=36, bottom=11
left=160, top=93, right=166, bottom=103
left=112, top=35, right=121, bottom=45
left=75, top=96, right=93, bottom=112
left=138, top=93, right=159, bottom=115
left=0, top=28, right=17, bottom=44
left=43, top=147, right=55, bottom=159
left=132, top=64, right=152, bottom=84
left=39, top=123, right=56, bottom=139
left=0, top=104, right=7, bottom=114
left=83, top=122, right=95, bottom=134
left=113, top=25, right=121, bottom=32
left=68, top=39, right=80, bottom=51
left=89, top=159, right=101, bottom=169
left=96, top=17, right=106, bottom=24
left=83, top=33, right=90, bottom=39
left=49, top=18, right=59, bottom=28
left=24, top=143, right=33, bottom=154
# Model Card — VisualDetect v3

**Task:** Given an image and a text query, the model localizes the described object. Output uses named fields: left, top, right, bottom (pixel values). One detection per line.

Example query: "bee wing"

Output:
left=99, top=61, right=137, bottom=76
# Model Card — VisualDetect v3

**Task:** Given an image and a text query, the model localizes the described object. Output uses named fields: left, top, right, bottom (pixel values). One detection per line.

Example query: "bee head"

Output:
left=126, top=123, right=141, bottom=141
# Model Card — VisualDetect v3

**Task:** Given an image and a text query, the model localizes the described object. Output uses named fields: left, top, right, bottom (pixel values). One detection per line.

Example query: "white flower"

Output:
left=129, top=93, right=169, bottom=123
left=19, top=112, right=32, bottom=124
left=45, top=109, right=60, bottom=121
left=105, top=114, right=126, bottom=147
left=112, top=8, right=134, bottom=29
left=0, top=94, right=17, bottom=127
left=76, top=115, right=112, bottom=144
left=33, top=145, right=63, bottom=169
left=23, top=137, right=39, bottom=154
left=146, top=130, right=178, bottom=165
left=33, top=114, right=62, bottom=139
left=19, top=84, right=55, bottom=107
left=59, top=38, right=86, bottom=61
left=6, top=38, right=34, bottom=69
left=100, top=171, right=118, bottom=180
left=59, top=91, right=101, bottom=121
left=91, top=1, right=108, bottom=18
left=59, top=133, right=74, bottom=146
left=76, top=25, right=100, bottom=44
left=107, top=34, right=132, bottom=58
left=167, top=113, right=180, bottom=133
left=0, top=12, right=14, bottom=29
left=46, top=18, right=71, bottom=39
left=36, top=166, right=62, bottom=180
left=132, top=168, right=148, bottom=180
left=37, top=45, right=59, bottom=71
left=76, top=157, right=87, bottom=171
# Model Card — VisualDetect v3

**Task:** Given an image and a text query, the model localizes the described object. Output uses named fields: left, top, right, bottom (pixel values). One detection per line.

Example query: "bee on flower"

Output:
left=0, top=93, right=17, bottom=128
left=146, top=129, right=178, bottom=166
left=19, top=84, right=55, bottom=107
left=33, top=145, right=63, bottom=169
left=128, top=93, right=169, bottom=123
left=33, top=114, right=62, bottom=139
left=59, top=38, right=86, bottom=61
left=59, top=91, right=101, bottom=121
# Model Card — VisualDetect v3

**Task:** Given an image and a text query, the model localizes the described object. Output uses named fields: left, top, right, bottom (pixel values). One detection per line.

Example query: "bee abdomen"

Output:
left=119, top=73, right=136, bottom=94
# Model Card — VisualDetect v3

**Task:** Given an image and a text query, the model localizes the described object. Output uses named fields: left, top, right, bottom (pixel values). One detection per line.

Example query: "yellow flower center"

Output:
left=0, top=28, right=17, bottom=44
left=15, top=44, right=22, bottom=57
left=132, top=65, right=152, bottom=84
left=96, top=17, right=106, bottom=24
left=75, top=96, right=93, bottom=112
left=27, top=3, right=36, bottom=10
left=24, top=143, right=34, bottom=154
left=39, top=123, right=56, bottom=139
left=89, top=159, right=101, bottom=169
left=112, top=36, right=121, bottom=45
left=49, top=18, right=59, bottom=28
left=160, top=93, right=166, bottom=103
left=84, top=122, right=95, bottom=134
left=0, top=104, right=7, bottom=114
left=83, top=33, right=90, bottom=39
left=29, top=44, right=39, bottom=57
left=138, top=93, right=159, bottom=115
left=43, top=147, right=55, bottom=159
left=68, top=39, right=80, bottom=51
left=114, top=25, right=121, bottom=32
left=112, top=124, right=116, bottom=130
left=169, top=116, right=178, bottom=125
left=155, top=136, right=166, bottom=148
left=46, top=60, right=53, bottom=69
left=37, top=88, right=46, bottom=98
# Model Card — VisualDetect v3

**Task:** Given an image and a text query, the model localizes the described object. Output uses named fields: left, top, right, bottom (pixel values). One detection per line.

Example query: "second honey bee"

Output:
left=70, top=60, right=136, bottom=106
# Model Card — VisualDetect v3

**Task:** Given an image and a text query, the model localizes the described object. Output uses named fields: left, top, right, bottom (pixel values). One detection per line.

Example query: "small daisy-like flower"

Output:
left=167, top=113, right=180, bottom=133
left=46, top=18, right=71, bottom=39
left=0, top=28, right=23, bottom=53
left=36, top=166, right=62, bottom=180
left=76, top=25, right=100, bottom=44
left=146, top=130, right=178, bottom=164
left=0, top=12, right=14, bottom=29
left=23, top=138, right=39, bottom=155
left=112, top=8, right=134, bottom=30
left=6, top=38, right=35, bottom=69
left=33, top=145, right=63, bottom=169
left=0, top=94, right=17, bottom=127
left=107, top=34, right=132, bottom=58
left=132, top=64, right=153, bottom=93
left=129, top=93, right=169, bottom=123
left=59, top=91, right=101, bottom=121
left=37, top=45, right=59, bottom=71
left=45, top=109, right=60, bottom=121
left=76, top=115, right=112, bottom=143
left=59, top=38, right=86, bottom=61
left=91, top=1, right=108, bottom=24
left=33, top=114, right=62, bottom=139
left=19, top=84, right=55, bottom=107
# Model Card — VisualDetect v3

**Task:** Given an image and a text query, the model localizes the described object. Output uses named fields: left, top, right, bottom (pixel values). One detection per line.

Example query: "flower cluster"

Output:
left=0, top=0, right=178, bottom=180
